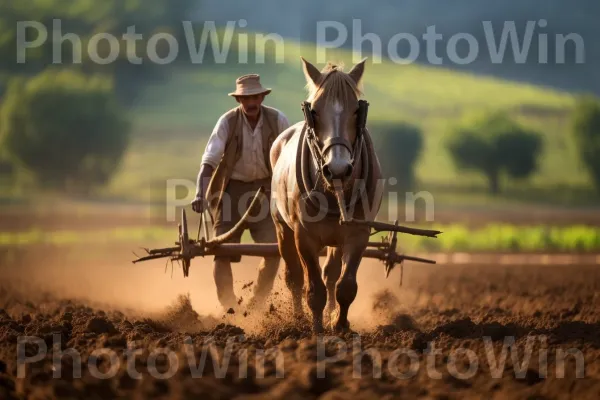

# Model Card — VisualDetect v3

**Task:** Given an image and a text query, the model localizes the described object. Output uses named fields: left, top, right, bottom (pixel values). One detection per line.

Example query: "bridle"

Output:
left=296, top=97, right=371, bottom=220
left=300, top=98, right=369, bottom=175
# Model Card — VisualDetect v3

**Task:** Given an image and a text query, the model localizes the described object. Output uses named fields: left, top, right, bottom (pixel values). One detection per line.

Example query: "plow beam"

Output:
left=132, top=187, right=439, bottom=282
left=135, top=243, right=438, bottom=264
left=340, top=219, right=441, bottom=238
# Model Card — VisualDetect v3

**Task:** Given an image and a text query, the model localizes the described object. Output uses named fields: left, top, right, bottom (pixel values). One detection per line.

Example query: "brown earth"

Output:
left=0, top=244, right=599, bottom=399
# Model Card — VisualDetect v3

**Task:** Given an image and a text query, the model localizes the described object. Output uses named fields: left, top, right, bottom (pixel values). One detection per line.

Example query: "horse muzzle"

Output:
left=322, top=157, right=353, bottom=183
left=320, top=136, right=354, bottom=185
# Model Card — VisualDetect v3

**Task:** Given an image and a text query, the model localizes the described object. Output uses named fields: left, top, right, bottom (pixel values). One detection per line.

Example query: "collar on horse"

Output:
left=296, top=99, right=371, bottom=218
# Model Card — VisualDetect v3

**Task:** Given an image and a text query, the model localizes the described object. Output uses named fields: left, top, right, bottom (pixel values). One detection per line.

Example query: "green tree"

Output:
left=572, top=95, right=600, bottom=192
left=370, top=121, right=424, bottom=190
left=0, top=68, right=130, bottom=194
left=446, top=111, right=543, bottom=194
left=1, top=0, right=197, bottom=101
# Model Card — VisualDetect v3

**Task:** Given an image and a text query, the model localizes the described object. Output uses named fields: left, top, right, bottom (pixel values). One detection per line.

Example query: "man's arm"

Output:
left=194, top=164, right=214, bottom=199
left=192, top=163, right=214, bottom=213
left=192, top=116, right=229, bottom=213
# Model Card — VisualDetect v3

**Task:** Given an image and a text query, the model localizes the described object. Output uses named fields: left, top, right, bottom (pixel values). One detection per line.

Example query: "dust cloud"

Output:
left=0, top=244, right=410, bottom=333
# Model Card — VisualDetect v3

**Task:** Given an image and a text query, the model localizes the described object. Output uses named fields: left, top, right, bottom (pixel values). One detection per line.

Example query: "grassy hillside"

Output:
left=199, top=0, right=600, bottom=96
left=105, top=39, right=595, bottom=207
left=132, top=41, right=574, bottom=130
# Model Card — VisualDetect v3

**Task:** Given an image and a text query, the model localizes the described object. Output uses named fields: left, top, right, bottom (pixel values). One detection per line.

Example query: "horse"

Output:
left=269, top=57, right=383, bottom=333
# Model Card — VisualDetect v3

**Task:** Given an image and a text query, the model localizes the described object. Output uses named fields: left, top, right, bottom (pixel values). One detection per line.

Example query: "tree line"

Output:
left=372, top=97, right=600, bottom=195
left=0, top=0, right=196, bottom=195
left=2, top=80, right=600, bottom=196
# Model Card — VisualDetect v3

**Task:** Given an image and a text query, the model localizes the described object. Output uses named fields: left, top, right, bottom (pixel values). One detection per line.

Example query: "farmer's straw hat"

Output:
left=228, top=74, right=272, bottom=97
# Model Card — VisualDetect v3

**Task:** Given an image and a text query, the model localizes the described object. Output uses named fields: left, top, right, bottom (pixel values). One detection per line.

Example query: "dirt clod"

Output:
left=84, top=317, right=116, bottom=334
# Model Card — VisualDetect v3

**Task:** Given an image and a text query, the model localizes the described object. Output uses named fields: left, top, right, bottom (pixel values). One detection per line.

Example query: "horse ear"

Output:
left=348, top=57, right=367, bottom=84
left=301, top=57, right=321, bottom=86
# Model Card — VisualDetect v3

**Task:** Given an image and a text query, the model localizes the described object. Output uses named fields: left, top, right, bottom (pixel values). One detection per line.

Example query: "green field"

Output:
left=1, top=224, right=599, bottom=253
left=100, top=38, right=597, bottom=208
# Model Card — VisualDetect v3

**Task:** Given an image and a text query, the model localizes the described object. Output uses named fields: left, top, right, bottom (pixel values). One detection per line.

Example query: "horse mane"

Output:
left=305, top=62, right=363, bottom=105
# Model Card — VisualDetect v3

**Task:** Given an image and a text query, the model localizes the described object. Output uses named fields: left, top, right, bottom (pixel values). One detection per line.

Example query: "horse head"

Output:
left=301, top=57, right=367, bottom=189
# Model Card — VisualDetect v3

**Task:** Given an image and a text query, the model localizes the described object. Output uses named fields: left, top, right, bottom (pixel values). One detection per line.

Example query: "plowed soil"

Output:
left=0, top=245, right=599, bottom=399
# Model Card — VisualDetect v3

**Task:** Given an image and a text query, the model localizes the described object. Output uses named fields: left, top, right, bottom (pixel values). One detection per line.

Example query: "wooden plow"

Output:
left=132, top=187, right=442, bottom=283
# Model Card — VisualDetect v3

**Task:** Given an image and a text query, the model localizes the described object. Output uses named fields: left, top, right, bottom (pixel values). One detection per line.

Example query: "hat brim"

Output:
left=228, top=88, right=272, bottom=97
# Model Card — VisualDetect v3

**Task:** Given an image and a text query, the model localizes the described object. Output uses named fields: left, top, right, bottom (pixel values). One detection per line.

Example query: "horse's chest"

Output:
left=298, top=219, right=345, bottom=246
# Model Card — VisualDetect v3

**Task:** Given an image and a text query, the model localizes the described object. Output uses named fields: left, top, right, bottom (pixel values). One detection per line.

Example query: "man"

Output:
left=192, top=74, right=290, bottom=311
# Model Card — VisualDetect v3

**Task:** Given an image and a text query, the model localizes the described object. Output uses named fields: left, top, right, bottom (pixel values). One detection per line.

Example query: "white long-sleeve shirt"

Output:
left=200, top=108, right=290, bottom=182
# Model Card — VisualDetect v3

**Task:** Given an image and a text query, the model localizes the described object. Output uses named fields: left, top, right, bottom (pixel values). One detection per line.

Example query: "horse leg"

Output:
left=275, top=220, right=304, bottom=317
left=295, top=229, right=326, bottom=334
left=323, top=246, right=342, bottom=327
left=334, top=230, right=369, bottom=333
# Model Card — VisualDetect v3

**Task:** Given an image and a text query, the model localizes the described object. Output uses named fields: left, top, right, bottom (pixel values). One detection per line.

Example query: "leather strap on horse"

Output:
left=300, top=100, right=368, bottom=168
left=295, top=122, right=370, bottom=218
left=296, top=99, right=372, bottom=219
left=321, top=136, right=353, bottom=155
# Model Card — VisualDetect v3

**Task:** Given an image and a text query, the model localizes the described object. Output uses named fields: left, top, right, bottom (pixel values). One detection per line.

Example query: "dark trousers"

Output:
left=212, top=178, right=280, bottom=309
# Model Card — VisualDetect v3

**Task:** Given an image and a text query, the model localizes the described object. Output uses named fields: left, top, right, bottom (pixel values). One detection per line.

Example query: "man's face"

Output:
left=236, top=94, right=265, bottom=118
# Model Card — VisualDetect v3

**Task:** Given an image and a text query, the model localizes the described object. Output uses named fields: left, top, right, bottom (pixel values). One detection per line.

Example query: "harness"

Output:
left=296, top=99, right=371, bottom=218
left=301, top=99, right=369, bottom=169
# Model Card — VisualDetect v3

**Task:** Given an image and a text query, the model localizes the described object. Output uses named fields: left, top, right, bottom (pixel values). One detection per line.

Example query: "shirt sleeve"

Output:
left=200, top=115, right=230, bottom=168
left=277, top=111, right=291, bottom=133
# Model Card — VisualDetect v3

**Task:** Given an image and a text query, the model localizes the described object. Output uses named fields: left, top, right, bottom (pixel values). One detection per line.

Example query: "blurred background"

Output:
left=0, top=0, right=599, bottom=308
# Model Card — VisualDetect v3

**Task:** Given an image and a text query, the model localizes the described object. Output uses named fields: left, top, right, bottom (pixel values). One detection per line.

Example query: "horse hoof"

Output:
left=292, top=311, right=309, bottom=326
left=293, top=310, right=304, bottom=319
left=312, top=318, right=325, bottom=334
left=293, top=306, right=304, bottom=318
left=333, top=320, right=350, bottom=334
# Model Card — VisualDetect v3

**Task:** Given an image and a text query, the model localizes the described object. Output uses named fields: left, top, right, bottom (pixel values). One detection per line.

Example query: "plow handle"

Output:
left=205, top=186, right=266, bottom=247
